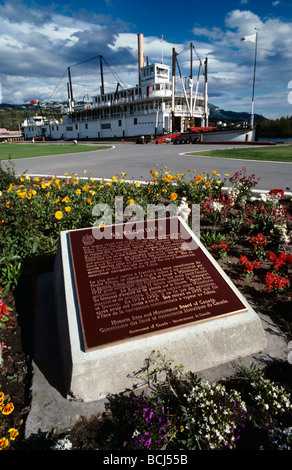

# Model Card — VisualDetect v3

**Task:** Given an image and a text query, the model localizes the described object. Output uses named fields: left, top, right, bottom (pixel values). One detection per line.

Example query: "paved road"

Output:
left=11, top=142, right=292, bottom=191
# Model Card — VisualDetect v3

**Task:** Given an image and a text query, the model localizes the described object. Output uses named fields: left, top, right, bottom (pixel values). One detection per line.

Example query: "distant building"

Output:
left=0, top=128, right=23, bottom=142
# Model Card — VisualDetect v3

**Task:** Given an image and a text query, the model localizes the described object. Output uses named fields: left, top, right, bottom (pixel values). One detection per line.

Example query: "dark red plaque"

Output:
left=68, top=218, right=247, bottom=351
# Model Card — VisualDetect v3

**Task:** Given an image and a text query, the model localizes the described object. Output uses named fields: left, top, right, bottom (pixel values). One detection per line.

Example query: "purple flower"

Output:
left=144, top=437, right=152, bottom=449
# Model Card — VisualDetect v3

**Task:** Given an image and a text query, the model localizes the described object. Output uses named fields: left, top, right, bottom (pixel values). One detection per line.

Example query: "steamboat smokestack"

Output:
left=137, top=33, right=145, bottom=86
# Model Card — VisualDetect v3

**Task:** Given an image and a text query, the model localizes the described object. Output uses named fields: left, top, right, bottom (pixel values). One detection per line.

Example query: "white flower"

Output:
left=211, top=201, right=223, bottom=212
left=51, top=438, right=73, bottom=450
left=177, top=198, right=191, bottom=222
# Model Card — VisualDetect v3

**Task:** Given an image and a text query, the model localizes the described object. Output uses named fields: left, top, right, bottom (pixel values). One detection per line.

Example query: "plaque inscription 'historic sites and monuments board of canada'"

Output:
left=68, top=217, right=248, bottom=351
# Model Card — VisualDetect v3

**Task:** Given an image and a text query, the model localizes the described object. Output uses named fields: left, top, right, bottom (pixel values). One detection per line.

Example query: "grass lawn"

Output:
left=187, top=145, right=292, bottom=162
left=0, top=143, right=112, bottom=160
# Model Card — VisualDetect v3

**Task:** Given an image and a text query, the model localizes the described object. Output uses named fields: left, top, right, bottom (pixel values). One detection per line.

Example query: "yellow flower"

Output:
left=65, top=206, right=71, bottom=212
left=135, top=182, right=140, bottom=187
left=35, top=177, right=40, bottom=182
left=225, top=173, right=230, bottom=177
left=41, top=181, right=47, bottom=189
left=8, top=428, right=19, bottom=440
left=162, top=188, right=167, bottom=193
left=18, top=191, right=26, bottom=199
left=89, top=190, right=95, bottom=196
left=76, top=189, right=81, bottom=195
left=106, top=182, right=112, bottom=187
left=55, top=211, right=63, bottom=220
left=2, top=402, right=14, bottom=415
left=46, top=192, right=50, bottom=198
left=62, top=196, right=71, bottom=203
left=87, top=198, right=92, bottom=205
left=128, top=199, right=135, bottom=205
left=212, top=170, right=217, bottom=175
left=170, top=193, right=178, bottom=200
left=0, top=392, right=4, bottom=404
left=195, top=176, right=202, bottom=184
left=112, top=176, right=117, bottom=181
left=64, top=172, right=68, bottom=176
left=83, top=184, right=90, bottom=191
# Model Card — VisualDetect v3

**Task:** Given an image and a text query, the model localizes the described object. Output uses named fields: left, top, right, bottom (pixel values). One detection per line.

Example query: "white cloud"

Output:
left=190, top=8, right=292, bottom=117
left=0, top=1, right=137, bottom=103
left=0, top=2, right=291, bottom=119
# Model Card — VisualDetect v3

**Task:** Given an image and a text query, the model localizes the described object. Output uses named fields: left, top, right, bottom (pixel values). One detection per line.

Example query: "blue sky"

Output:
left=0, top=0, right=291, bottom=119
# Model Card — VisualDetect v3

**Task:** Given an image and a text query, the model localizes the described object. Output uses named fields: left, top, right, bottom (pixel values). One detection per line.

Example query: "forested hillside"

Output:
left=256, top=116, right=292, bottom=138
left=0, top=107, right=62, bottom=131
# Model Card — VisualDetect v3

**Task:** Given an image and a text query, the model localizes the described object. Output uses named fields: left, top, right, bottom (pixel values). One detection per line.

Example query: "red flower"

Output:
left=0, top=299, right=9, bottom=317
left=269, top=188, right=284, bottom=197
left=265, top=272, right=290, bottom=292
left=249, top=233, right=267, bottom=248
left=239, top=255, right=261, bottom=273
left=212, top=241, right=229, bottom=255
left=268, top=251, right=289, bottom=271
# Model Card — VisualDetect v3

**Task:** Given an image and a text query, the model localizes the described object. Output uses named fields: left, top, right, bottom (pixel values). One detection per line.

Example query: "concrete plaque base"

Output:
left=53, top=218, right=267, bottom=402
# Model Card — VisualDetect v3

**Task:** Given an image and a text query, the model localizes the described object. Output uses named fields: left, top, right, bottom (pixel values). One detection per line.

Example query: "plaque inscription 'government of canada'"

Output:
left=68, top=217, right=247, bottom=351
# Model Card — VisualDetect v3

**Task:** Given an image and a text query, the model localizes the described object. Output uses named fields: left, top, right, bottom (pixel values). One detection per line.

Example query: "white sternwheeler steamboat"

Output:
left=22, top=34, right=254, bottom=144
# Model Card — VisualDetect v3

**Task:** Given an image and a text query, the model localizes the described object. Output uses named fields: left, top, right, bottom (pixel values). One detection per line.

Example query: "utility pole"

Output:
left=100, top=56, right=105, bottom=95
left=250, top=30, right=258, bottom=129
left=241, top=29, right=259, bottom=129
left=171, top=47, right=177, bottom=132
left=67, top=67, right=73, bottom=103
left=204, top=57, right=208, bottom=127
